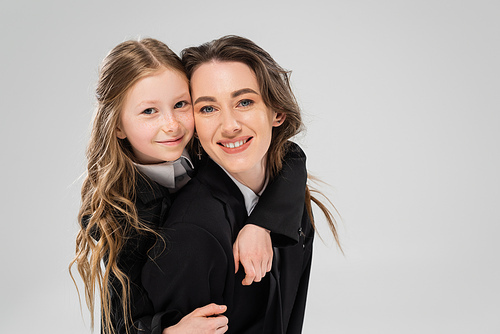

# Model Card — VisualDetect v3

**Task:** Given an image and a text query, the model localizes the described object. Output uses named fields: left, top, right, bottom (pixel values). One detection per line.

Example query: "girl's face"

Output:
left=117, top=68, right=194, bottom=164
left=191, top=61, right=284, bottom=189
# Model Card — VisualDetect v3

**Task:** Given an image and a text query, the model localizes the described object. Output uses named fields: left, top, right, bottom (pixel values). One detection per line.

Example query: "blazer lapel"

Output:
left=195, top=158, right=248, bottom=242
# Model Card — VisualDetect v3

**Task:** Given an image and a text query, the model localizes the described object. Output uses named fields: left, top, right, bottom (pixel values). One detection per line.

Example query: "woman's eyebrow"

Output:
left=194, top=96, right=216, bottom=104
left=194, top=88, right=259, bottom=105
left=231, top=88, right=259, bottom=98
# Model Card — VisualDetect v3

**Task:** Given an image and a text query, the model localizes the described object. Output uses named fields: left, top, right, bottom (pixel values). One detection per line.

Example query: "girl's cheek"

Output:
left=178, top=112, right=195, bottom=130
left=141, top=121, right=158, bottom=132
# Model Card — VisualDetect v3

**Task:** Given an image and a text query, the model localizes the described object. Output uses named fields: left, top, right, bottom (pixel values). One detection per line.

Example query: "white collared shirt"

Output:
left=218, top=164, right=268, bottom=216
left=134, top=149, right=194, bottom=193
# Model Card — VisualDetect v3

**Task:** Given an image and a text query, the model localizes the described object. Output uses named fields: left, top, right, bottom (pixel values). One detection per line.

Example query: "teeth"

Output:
left=223, top=139, right=247, bottom=148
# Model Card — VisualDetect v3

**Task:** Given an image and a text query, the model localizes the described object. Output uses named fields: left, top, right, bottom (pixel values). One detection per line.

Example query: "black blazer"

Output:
left=101, top=143, right=308, bottom=333
left=141, top=143, right=314, bottom=334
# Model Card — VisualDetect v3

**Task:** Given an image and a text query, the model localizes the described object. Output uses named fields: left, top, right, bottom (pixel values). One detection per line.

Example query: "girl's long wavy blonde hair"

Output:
left=70, top=38, right=186, bottom=334
left=182, top=35, right=341, bottom=248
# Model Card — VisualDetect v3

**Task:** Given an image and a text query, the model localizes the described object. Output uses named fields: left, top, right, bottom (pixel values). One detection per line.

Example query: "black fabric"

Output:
left=83, top=142, right=308, bottom=333
left=107, top=174, right=174, bottom=333
left=142, top=151, right=314, bottom=333
left=246, top=142, right=308, bottom=247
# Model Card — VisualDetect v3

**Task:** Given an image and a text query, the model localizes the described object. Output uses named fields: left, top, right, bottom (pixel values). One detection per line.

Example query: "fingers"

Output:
left=240, top=251, right=274, bottom=285
left=233, top=242, right=240, bottom=274
left=216, top=324, right=229, bottom=333
left=195, top=315, right=228, bottom=334
left=167, top=305, right=228, bottom=334
left=266, top=252, right=273, bottom=272
left=192, top=303, right=227, bottom=317
left=233, top=224, right=274, bottom=285
left=213, top=315, right=229, bottom=331
left=204, top=315, right=228, bottom=333
left=240, top=258, right=256, bottom=285
left=240, top=250, right=274, bottom=285
left=261, top=258, right=268, bottom=278
left=241, top=259, right=269, bottom=286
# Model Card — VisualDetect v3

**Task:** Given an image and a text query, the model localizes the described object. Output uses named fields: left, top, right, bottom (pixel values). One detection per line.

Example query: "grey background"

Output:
left=1, top=1, right=499, bottom=333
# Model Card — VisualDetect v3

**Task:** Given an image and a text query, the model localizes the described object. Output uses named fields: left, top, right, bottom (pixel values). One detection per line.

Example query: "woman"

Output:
left=142, top=35, right=340, bottom=334
left=70, top=38, right=308, bottom=334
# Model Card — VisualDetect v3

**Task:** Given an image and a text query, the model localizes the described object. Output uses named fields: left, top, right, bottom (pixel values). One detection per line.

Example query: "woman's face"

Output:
left=116, top=68, right=194, bottom=164
left=191, top=61, right=284, bottom=189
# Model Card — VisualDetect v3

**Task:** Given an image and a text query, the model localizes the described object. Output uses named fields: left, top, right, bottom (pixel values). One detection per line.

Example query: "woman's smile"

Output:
left=191, top=61, right=284, bottom=192
left=217, top=136, right=253, bottom=152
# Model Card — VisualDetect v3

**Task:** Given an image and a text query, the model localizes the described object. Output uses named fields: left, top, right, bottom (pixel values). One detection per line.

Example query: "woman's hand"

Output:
left=162, top=304, right=228, bottom=334
left=233, top=224, right=273, bottom=285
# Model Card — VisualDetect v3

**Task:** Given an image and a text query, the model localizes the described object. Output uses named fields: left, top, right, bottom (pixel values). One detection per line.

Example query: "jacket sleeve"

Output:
left=141, top=222, right=228, bottom=332
left=113, top=311, right=183, bottom=334
left=104, top=178, right=177, bottom=334
left=246, top=142, right=307, bottom=247
left=111, top=287, right=176, bottom=334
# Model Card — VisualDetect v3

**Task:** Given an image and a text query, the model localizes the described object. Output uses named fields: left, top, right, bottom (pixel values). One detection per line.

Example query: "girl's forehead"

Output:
left=157, top=66, right=188, bottom=80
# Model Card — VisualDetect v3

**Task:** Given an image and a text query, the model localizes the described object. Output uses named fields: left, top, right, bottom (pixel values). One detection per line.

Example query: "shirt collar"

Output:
left=217, top=162, right=268, bottom=215
left=134, top=150, right=193, bottom=192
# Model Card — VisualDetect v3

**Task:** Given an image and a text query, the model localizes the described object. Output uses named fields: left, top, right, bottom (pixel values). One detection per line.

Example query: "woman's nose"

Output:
left=220, top=109, right=241, bottom=135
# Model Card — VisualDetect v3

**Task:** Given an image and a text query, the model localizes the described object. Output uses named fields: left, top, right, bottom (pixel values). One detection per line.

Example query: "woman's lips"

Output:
left=217, top=136, right=253, bottom=153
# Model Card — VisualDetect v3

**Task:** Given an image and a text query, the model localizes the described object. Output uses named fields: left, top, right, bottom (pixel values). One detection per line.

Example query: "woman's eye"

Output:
left=238, top=99, right=253, bottom=108
left=200, top=106, right=215, bottom=113
left=142, top=108, right=156, bottom=115
left=174, top=101, right=187, bottom=109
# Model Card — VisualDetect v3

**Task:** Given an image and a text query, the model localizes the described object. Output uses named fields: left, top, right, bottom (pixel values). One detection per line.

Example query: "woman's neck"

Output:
left=228, top=162, right=267, bottom=194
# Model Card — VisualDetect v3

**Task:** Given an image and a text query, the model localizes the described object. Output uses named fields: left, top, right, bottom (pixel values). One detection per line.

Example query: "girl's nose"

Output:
left=161, top=111, right=180, bottom=133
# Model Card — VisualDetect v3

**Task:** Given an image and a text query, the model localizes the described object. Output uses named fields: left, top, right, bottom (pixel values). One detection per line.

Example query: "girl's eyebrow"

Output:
left=136, top=100, right=160, bottom=108
left=136, top=91, right=191, bottom=108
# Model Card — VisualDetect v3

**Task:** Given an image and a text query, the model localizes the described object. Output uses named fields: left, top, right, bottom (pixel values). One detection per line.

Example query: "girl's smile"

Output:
left=156, top=135, right=185, bottom=146
left=116, top=68, right=194, bottom=164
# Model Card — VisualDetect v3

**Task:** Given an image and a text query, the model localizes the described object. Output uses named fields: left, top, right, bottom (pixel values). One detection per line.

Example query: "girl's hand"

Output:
left=233, top=224, right=273, bottom=285
left=162, top=304, right=228, bottom=334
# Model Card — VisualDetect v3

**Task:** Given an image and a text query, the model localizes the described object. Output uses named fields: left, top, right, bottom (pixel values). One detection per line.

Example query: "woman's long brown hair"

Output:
left=182, top=35, right=341, bottom=249
left=69, top=38, right=185, bottom=334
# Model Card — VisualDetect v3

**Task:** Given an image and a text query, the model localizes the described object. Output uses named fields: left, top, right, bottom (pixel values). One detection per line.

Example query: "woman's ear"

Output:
left=116, top=125, right=127, bottom=139
left=273, top=112, right=286, bottom=127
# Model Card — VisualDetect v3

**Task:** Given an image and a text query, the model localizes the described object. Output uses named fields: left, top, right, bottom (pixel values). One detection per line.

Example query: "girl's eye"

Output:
left=238, top=99, right=253, bottom=108
left=174, top=101, right=187, bottom=109
left=143, top=108, right=156, bottom=115
left=200, top=106, right=215, bottom=113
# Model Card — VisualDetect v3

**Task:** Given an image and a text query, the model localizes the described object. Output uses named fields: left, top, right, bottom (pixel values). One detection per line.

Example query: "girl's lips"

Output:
left=217, top=136, right=253, bottom=154
left=156, top=135, right=184, bottom=146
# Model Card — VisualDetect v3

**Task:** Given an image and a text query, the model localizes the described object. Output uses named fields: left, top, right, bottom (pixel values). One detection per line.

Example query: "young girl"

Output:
left=71, top=38, right=308, bottom=334
left=141, top=35, right=341, bottom=334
